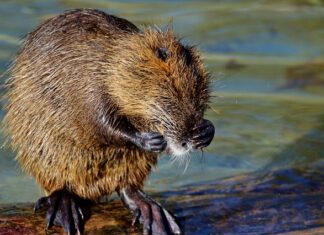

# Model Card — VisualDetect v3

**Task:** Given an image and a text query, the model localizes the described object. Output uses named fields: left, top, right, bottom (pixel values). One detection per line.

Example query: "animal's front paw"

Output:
left=190, top=119, right=215, bottom=149
left=134, top=132, right=167, bottom=153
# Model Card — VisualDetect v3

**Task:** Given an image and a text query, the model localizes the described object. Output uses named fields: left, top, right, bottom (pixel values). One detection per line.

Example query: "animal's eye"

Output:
left=155, top=47, right=169, bottom=61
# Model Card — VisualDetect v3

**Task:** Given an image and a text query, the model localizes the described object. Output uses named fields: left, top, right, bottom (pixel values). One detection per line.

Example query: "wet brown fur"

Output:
left=3, top=9, right=210, bottom=199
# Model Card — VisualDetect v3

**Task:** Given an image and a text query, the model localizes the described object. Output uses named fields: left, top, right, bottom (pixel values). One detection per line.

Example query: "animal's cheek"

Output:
left=146, top=120, right=167, bottom=136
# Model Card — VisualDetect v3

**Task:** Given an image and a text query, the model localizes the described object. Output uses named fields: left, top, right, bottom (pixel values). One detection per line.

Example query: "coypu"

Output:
left=3, top=9, right=215, bottom=235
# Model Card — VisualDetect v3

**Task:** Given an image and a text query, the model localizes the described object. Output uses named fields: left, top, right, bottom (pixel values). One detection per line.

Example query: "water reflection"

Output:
left=261, top=113, right=324, bottom=170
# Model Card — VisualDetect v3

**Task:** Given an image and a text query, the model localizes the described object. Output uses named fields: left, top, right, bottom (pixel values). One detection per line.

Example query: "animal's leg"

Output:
left=119, top=187, right=181, bottom=235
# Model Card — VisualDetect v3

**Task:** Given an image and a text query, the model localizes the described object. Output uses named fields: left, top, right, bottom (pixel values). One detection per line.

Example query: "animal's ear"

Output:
left=155, top=47, right=169, bottom=61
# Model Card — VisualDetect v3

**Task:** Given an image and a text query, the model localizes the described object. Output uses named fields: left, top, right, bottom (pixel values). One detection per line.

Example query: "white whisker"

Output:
left=167, top=139, right=192, bottom=173
left=151, top=103, right=176, bottom=127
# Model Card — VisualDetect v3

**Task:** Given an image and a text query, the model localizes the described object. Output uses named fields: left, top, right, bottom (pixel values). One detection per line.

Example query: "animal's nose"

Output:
left=180, top=140, right=189, bottom=149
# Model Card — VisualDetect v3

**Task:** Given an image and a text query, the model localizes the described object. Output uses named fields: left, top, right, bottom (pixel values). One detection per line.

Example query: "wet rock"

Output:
left=0, top=201, right=140, bottom=235
left=1, top=167, right=324, bottom=234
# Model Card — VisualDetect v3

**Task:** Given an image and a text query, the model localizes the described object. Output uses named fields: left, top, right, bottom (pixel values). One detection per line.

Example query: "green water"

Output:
left=0, top=0, right=323, bottom=206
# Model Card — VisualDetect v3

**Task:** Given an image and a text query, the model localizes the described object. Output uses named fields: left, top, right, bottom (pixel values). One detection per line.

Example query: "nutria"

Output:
left=3, top=9, right=215, bottom=235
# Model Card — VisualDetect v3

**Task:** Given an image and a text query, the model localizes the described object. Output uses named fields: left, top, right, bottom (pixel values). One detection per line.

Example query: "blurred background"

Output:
left=0, top=0, right=323, bottom=220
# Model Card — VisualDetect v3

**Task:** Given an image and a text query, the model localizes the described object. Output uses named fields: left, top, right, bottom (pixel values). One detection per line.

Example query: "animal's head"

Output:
left=107, top=29, right=214, bottom=159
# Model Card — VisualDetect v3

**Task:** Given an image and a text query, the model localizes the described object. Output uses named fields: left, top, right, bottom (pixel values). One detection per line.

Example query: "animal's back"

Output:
left=3, top=9, right=155, bottom=198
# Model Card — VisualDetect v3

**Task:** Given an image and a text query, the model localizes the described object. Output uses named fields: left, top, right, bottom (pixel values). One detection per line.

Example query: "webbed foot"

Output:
left=120, top=188, right=181, bottom=235
left=34, top=189, right=91, bottom=235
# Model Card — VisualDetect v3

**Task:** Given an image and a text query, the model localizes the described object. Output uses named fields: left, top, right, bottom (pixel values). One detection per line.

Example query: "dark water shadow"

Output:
left=158, top=168, right=324, bottom=235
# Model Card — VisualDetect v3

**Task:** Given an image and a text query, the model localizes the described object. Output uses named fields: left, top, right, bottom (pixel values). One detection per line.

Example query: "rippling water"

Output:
left=0, top=0, right=323, bottom=210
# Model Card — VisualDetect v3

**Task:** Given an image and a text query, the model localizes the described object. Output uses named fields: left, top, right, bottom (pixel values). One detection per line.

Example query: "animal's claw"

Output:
left=34, top=189, right=91, bottom=235
left=135, top=132, right=167, bottom=153
left=191, top=119, right=215, bottom=149
left=120, top=188, right=182, bottom=235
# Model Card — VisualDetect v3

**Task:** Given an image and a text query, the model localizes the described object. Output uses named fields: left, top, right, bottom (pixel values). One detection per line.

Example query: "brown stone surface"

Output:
left=0, top=200, right=140, bottom=235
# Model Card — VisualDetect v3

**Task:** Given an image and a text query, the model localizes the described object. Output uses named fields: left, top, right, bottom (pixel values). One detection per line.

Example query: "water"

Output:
left=0, top=0, right=323, bottom=217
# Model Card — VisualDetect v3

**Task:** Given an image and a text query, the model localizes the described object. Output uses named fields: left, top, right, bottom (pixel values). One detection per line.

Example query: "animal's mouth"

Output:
left=164, top=138, right=193, bottom=168
left=165, top=139, right=193, bottom=157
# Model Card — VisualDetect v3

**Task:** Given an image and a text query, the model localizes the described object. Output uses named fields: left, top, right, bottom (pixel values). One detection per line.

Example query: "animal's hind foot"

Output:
left=34, top=189, right=91, bottom=235
left=120, top=188, right=182, bottom=235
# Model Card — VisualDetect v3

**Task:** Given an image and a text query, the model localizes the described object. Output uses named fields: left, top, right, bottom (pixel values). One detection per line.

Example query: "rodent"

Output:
left=3, top=9, right=215, bottom=235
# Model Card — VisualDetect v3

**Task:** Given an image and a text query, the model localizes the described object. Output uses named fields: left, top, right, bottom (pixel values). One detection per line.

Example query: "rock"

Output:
left=0, top=200, right=140, bottom=235
left=1, top=167, right=324, bottom=234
